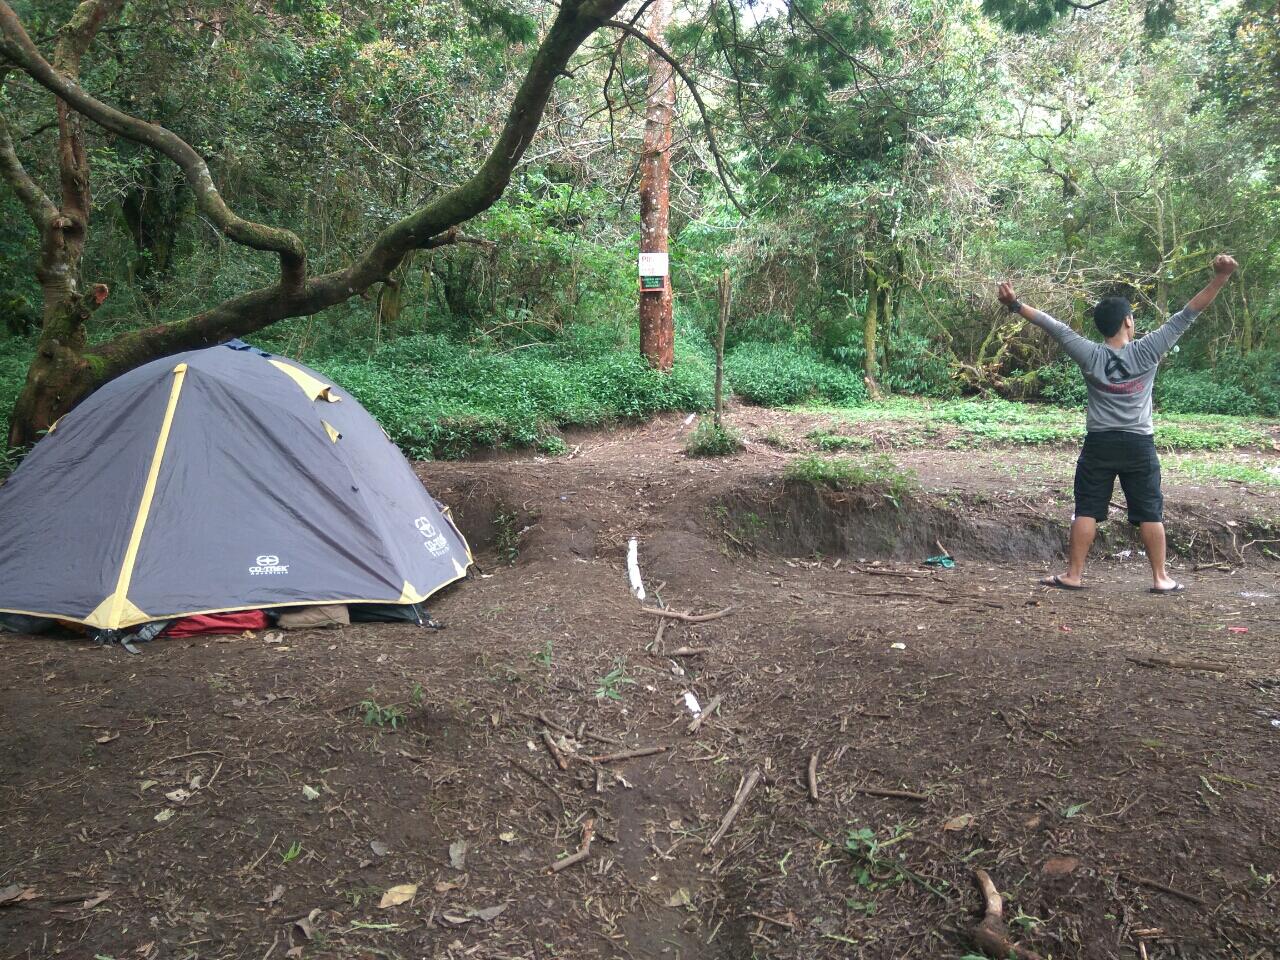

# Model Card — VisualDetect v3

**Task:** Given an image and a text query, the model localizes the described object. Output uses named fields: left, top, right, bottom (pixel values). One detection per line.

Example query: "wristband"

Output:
left=1007, top=299, right=1023, bottom=314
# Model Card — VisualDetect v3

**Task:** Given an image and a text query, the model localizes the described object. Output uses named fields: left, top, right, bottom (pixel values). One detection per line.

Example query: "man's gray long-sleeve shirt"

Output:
left=1027, top=305, right=1201, bottom=434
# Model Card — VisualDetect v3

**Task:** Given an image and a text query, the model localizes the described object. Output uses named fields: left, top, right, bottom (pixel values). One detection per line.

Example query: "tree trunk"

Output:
left=4, top=0, right=120, bottom=445
left=637, top=0, right=674, bottom=371
left=863, top=259, right=882, bottom=400
left=714, top=269, right=729, bottom=426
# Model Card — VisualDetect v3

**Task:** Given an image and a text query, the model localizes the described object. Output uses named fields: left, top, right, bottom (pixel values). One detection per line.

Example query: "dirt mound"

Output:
left=715, top=479, right=1067, bottom=562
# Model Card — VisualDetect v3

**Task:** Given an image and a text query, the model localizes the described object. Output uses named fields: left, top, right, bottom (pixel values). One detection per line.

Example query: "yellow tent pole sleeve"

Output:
left=88, top=363, right=187, bottom=629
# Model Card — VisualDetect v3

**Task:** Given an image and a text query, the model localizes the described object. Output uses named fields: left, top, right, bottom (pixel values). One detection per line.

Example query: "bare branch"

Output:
left=85, top=0, right=630, bottom=378
left=0, top=72, right=55, bottom=227
left=604, top=18, right=746, bottom=217
left=0, top=0, right=308, bottom=288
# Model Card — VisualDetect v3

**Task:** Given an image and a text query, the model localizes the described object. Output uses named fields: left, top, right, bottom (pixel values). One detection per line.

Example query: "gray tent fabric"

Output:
left=0, top=343, right=472, bottom=629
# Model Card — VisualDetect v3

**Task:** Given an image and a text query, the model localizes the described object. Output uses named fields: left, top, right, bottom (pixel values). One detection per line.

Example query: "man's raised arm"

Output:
left=1132, top=254, right=1238, bottom=365
left=997, top=281, right=1095, bottom=367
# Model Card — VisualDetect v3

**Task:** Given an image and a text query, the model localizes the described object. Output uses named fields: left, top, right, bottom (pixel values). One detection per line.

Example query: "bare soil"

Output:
left=3, top=408, right=1279, bottom=960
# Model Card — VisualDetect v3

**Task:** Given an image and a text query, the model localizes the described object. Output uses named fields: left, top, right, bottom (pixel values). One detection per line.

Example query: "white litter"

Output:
left=683, top=691, right=702, bottom=716
left=890, top=642, right=907, bottom=650
left=626, top=537, right=646, bottom=601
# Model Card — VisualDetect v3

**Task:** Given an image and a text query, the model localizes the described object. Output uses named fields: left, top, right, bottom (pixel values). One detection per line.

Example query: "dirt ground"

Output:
left=3, top=407, right=1279, bottom=960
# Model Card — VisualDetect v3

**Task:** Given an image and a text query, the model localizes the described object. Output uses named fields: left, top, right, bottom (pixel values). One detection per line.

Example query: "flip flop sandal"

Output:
left=1041, top=575, right=1085, bottom=591
left=1150, top=582, right=1186, bottom=595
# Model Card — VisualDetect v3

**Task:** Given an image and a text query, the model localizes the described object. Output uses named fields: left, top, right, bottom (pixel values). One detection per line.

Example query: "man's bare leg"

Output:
left=1044, top=516, right=1096, bottom=587
left=1139, top=521, right=1179, bottom=590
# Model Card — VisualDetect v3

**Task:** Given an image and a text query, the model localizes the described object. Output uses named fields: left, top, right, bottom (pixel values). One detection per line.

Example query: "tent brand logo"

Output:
left=250, top=554, right=289, bottom=575
left=414, top=517, right=450, bottom=557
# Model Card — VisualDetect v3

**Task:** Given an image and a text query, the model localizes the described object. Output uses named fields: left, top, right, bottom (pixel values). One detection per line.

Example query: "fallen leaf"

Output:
left=439, top=912, right=472, bottom=927
left=81, top=890, right=112, bottom=909
left=434, top=880, right=461, bottom=893
left=165, top=788, right=191, bottom=803
left=665, top=888, right=693, bottom=908
left=468, top=903, right=508, bottom=922
left=134, top=941, right=154, bottom=956
left=0, top=884, right=36, bottom=906
left=138, top=780, right=158, bottom=792
left=95, top=732, right=119, bottom=744
left=285, top=948, right=304, bottom=959
left=448, top=840, right=468, bottom=870
left=370, top=841, right=391, bottom=858
left=498, top=831, right=516, bottom=844
left=188, top=774, right=203, bottom=790
left=154, top=808, right=174, bottom=823
left=378, top=884, right=418, bottom=909
left=1043, top=856, right=1081, bottom=877
left=301, top=785, right=320, bottom=801
left=263, top=884, right=285, bottom=906
left=943, top=813, right=974, bottom=831
left=294, top=908, right=322, bottom=939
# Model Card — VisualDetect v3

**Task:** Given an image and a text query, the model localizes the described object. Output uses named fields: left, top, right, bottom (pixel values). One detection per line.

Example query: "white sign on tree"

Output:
left=638, top=252, right=669, bottom=276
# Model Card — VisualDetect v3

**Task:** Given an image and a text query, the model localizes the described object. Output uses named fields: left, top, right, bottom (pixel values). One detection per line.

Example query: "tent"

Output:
left=0, top=341, right=472, bottom=635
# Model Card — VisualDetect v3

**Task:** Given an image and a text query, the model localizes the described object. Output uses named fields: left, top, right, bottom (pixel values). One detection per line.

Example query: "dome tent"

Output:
left=0, top=341, right=472, bottom=636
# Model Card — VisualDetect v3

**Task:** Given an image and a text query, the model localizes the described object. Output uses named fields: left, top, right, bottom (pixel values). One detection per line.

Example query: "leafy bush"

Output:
left=686, top=421, right=744, bottom=457
left=1156, top=369, right=1260, bottom=417
left=1037, top=361, right=1088, bottom=407
left=726, top=342, right=868, bottom=407
left=312, top=330, right=714, bottom=459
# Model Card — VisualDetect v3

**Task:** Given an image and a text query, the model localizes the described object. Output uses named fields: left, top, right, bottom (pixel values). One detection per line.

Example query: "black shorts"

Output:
left=1073, top=431, right=1163, bottom=525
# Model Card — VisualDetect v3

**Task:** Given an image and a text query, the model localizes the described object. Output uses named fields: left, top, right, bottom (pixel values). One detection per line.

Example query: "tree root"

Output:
left=971, top=869, right=1045, bottom=960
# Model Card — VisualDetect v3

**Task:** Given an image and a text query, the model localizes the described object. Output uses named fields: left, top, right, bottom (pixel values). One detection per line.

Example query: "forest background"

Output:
left=1, top=0, right=1276, bottom=461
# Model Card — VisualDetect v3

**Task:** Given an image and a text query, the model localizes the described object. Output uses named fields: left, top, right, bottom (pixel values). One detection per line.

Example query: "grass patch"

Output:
left=807, top=430, right=873, bottom=451
left=686, top=421, right=744, bottom=457
left=1166, top=457, right=1280, bottom=487
left=784, top=454, right=916, bottom=504
left=800, top=397, right=1275, bottom=452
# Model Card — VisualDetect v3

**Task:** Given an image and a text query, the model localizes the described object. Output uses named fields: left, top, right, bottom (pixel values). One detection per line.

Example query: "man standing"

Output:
left=997, top=254, right=1239, bottom=593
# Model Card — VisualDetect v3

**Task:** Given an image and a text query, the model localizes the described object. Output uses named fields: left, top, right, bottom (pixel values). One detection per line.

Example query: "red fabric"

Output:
left=163, top=611, right=269, bottom=638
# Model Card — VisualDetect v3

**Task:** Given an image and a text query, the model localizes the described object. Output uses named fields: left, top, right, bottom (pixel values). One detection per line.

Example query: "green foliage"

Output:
left=311, top=328, right=714, bottom=459
left=685, top=421, right=744, bottom=457
left=594, top=660, right=635, bottom=702
left=784, top=454, right=917, bottom=504
left=725, top=342, right=868, bottom=407
left=360, top=691, right=406, bottom=730
left=807, top=430, right=873, bottom=451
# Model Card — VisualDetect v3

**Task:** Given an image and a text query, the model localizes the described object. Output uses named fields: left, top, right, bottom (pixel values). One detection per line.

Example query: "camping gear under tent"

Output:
left=0, top=341, right=472, bottom=637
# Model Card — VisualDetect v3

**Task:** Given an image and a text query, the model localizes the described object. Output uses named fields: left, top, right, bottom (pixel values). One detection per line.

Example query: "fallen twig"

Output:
left=588, top=745, right=667, bottom=763
left=850, top=785, right=926, bottom=801
left=745, top=911, right=794, bottom=930
left=1119, top=872, right=1205, bottom=906
left=704, top=767, right=762, bottom=853
left=510, top=759, right=567, bottom=813
left=807, top=753, right=819, bottom=803
left=546, top=819, right=594, bottom=874
left=640, top=606, right=735, bottom=623
left=540, top=730, right=569, bottom=771
left=971, top=869, right=1046, bottom=960
left=687, top=695, right=722, bottom=735
left=668, top=646, right=711, bottom=657
left=1125, top=656, right=1230, bottom=674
